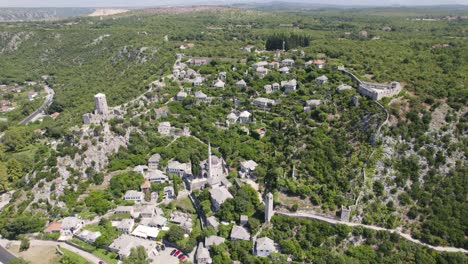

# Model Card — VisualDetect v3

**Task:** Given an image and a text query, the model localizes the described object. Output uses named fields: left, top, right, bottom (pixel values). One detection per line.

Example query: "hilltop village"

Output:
left=18, top=43, right=406, bottom=264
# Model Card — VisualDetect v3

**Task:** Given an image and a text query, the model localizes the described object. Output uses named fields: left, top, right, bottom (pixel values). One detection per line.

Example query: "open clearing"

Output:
left=10, top=244, right=60, bottom=264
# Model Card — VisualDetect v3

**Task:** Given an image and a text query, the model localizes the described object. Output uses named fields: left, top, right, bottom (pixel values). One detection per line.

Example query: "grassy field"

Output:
left=57, top=248, right=93, bottom=264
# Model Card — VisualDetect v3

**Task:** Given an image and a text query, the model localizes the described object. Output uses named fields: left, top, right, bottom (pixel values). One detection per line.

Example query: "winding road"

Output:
left=276, top=211, right=468, bottom=254
left=19, top=84, right=55, bottom=125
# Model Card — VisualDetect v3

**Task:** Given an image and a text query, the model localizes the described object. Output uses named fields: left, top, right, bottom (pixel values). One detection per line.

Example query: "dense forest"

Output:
left=265, top=33, right=310, bottom=51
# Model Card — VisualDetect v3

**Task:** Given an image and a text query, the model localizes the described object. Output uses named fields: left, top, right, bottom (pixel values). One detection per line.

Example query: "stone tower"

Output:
left=208, top=142, right=212, bottom=180
left=265, top=192, right=274, bottom=223
left=94, top=93, right=109, bottom=115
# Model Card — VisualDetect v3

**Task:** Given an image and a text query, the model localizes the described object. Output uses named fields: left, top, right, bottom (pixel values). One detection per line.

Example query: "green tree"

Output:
left=19, top=237, right=30, bottom=252
left=123, top=246, right=149, bottom=264
left=85, top=191, right=113, bottom=215
left=0, top=162, right=8, bottom=191
left=7, top=159, right=23, bottom=183
left=165, top=225, right=185, bottom=243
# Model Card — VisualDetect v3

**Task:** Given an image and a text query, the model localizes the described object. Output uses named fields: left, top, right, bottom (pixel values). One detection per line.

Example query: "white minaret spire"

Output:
left=208, top=141, right=212, bottom=179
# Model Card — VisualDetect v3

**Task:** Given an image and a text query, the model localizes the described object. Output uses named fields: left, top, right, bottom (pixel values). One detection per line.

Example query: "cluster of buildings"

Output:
left=226, top=110, right=251, bottom=126
left=194, top=193, right=277, bottom=264
left=43, top=216, right=85, bottom=238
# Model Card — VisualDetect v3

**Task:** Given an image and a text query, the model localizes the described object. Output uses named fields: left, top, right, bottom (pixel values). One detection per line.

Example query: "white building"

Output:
left=163, top=186, right=175, bottom=200
left=316, top=75, right=328, bottom=84
left=236, top=80, right=247, bottom=88
left=281, top=59, right=295, bottom=67
left=158, top=122, right=172, bottom=136
left=213, top=79, right=225, bottom=88
left=264, top=84, right=272, bottom=94
left=176, top=91, right=188, bottom=102
left=117, top=219, right=135, bottom=233
left=167, top=160, right=192, bottom=177
left=140, top=215, right=167, bottom=228
left=281, top=79, right=297, bottom=94
left=239, top=160, right=258, bottom=178
left=278, top=66, right=290, bottom=74
left=131, top=225, right=159, bottom=240
left=256, top=67, right=269, bottom=78
left=253, top=98, right=276, bottom=109
left=193, top=77, right=203, bottom=86
left=304, top=99, right=322, bottom=112
left=195, top=90, right=210, bottom=103
left=123, top=190, right=144, bottom=203
left=61, top=217, right=84, bottom=235
left=252, top=61, right=268, bottom=69
left=115, top=206, right=134, bottom=215
left=147, top=169, right=168, bottom=183
left=255, top=237, right=276, bottom=257
left=239, top=111, right=251, bottom=124
left=196, top=242, right=213, bottom=264
left=226, top=112, right=239, bottom=125
left=148, top=154, right=161, bottom=170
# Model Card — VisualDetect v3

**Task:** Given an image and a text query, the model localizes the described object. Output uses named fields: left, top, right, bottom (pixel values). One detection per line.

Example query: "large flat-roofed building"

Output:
left=358, top=81, right=402, bottom=101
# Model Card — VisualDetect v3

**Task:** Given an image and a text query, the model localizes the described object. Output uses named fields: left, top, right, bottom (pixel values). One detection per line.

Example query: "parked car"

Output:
left=170, top=249, right=177, bottom=256
left=178, top=254, right=186, bottom=259
left=174, top=250, right=181, bottom=257
left=179, top=255, right=186, bottom=262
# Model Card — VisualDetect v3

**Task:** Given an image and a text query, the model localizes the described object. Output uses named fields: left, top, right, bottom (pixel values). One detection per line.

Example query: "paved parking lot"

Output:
left=152, top=246, right=189, bottom=264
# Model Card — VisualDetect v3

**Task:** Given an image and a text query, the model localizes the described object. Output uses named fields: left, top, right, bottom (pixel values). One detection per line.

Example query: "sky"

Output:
left=0, top=0, right=466, bottom=7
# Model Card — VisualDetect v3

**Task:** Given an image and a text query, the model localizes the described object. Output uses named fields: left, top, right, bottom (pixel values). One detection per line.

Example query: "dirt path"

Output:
left=277, top=211, right=468, bottom=254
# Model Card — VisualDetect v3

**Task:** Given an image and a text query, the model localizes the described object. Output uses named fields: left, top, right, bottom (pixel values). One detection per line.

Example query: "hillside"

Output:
left=0, top=6, right=466, bottom=263
left=0, top=8, right=95, bottom=21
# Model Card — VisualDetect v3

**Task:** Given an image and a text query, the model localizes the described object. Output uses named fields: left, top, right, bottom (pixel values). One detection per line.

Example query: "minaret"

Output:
left=208, top=142, right=212, bottom=179
left=265, top=192, right=274, bottom=223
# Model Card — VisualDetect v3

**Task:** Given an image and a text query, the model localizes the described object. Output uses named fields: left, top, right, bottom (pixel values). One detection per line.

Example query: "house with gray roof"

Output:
left=205, top=235, right=226, bottom=249
left=109, top=234, right=157, bottom=260
left=206, top=216, right=220, bottom=230
left=61, top=217, right=84, bottom=235
left=147, top=169, right=168, bottom=183
left=117, top=219, right=135, bottom=233
left=123, top=190, right=144, bottom=203
left=236, top=79, right=247, bottom=88
left=148, top=154, right=161, bottom=170
left=230, top=225, right=251, bottom=241
left=209, top=186, right=233, bottom=211
left=316, top=75, right=328, bottom=84
left=255, top=237, right=276, bottom=257
left=75, top=230, right=101, bottom=243
left=196, top=242, right=213, bottom=264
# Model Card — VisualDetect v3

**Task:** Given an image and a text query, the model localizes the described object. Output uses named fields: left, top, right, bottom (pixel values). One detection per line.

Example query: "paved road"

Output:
left=0, top=239, right=102, bottom=263
left=20, top=84, right=55, bottom=125
left=0, top=244, right=16, bottom=264
left=277, top=211, right=468, bottom=254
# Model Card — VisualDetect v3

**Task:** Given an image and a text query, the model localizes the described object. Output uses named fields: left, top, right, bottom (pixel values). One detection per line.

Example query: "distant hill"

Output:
left=0, top=8, right=94, bottom=22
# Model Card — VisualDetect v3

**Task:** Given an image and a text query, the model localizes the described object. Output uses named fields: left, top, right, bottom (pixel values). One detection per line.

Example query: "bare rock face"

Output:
left=0, top=32, right=33, bottom=53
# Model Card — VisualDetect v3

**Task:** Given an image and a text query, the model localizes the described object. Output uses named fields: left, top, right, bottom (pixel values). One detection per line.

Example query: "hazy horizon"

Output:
left=0, top=0, right=467, bottom=8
